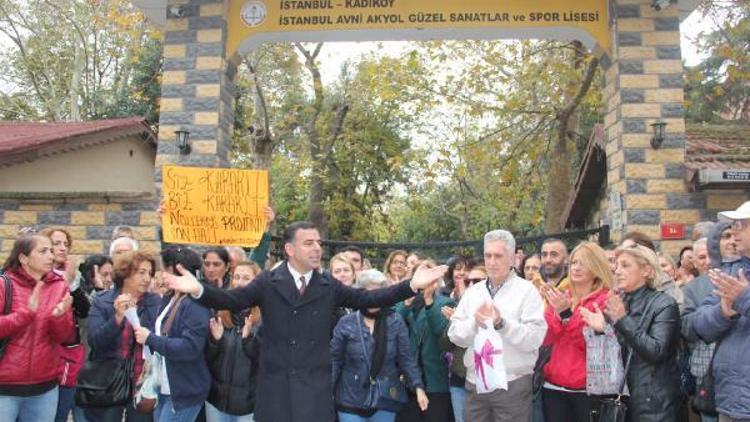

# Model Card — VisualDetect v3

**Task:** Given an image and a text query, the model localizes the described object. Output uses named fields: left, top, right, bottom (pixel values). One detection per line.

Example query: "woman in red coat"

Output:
left=0, top=234, right=75, bottom=422
left=540, top=241, right=613, bottom=422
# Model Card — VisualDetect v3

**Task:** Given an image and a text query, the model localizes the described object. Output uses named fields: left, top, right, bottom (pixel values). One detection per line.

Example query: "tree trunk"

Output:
left=544, top=42, right=598, bottom=233
left=243, top=51, right=275, bottom=170
left=69, top=42, right=83, bottom=121
left=295, top=43, right=329, bottom=236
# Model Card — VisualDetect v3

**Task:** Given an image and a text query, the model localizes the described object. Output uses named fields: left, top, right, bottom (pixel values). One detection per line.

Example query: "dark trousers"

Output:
left=542, top=388, right=600, bottom=422
left=55, top=386, right=76, bottom=422
left=396, top=392, right=454, bottom=422
left=84, top=402, right=153, bottom=422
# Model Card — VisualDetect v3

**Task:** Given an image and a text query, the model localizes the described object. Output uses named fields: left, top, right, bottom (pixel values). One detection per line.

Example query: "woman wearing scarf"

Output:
left=331, top=269, right=428, bottom=422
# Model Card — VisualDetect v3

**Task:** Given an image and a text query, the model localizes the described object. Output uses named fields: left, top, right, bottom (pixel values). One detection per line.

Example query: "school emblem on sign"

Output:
left=241, top=1, right=267, bottom=27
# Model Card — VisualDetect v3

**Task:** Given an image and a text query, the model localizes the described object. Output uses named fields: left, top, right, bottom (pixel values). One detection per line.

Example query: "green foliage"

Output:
left=382, top=40, right=602, bottom=240
left=232, top=44, right=419, bottom=240
left=0, top=0, right=160, bottom=122
left=233, top=39, right=603, bottom=241
left=686, top=1, right=750, bottom=122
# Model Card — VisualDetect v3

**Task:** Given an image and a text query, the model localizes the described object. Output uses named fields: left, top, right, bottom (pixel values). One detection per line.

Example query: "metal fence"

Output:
left=268, top=225, right=610, bottom=269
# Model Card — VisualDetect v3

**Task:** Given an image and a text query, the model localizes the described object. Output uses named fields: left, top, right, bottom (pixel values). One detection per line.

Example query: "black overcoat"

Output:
left=198, top=262, right=416, bottom=422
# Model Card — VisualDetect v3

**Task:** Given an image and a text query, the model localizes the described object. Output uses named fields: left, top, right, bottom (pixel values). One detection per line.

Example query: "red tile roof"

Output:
left=562, top=123, right=750, bottom=227
left=0, top=117, right=153, bottom=155
left=685, top=124, right=750, bottom=173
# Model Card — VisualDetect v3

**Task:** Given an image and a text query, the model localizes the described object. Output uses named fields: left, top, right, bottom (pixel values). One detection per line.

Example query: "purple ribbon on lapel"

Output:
left=473, top=338, right=503, bottom=390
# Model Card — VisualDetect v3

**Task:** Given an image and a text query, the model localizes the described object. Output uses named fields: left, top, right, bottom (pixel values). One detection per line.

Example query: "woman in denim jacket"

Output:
left=331, top=269, right=428, bottom=422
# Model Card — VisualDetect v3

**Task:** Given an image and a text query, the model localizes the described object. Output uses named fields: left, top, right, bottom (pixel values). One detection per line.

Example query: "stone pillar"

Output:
left=155, top=0, right=236, bottom=189
left=603, top=0, right=694, bottom=256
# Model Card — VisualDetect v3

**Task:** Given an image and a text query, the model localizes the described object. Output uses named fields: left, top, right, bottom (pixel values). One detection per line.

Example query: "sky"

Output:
left=0, top=7, right=719, bottom=100
left=312, top=7, right=714, bottom=84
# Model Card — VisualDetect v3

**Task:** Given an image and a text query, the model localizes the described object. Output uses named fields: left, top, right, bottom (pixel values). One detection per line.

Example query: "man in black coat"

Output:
left=164, top=221, right=447, bottom=422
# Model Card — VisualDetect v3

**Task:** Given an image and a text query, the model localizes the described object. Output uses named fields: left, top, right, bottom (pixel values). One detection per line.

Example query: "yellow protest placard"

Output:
left=162, top=165, right=269, bottom=247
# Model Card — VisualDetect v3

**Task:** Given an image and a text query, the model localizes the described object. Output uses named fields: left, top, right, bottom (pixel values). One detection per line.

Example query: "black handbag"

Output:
left=75, top=330, right=135, bottom=408
left=691, top=341, right=721, bottom=416
left=0, top=274, right=12, bottom=359
left=75, top=357, right=133, bottom=407
left=593, top=396, right=628, bottom=422
left=591, top=348, right=631, bottom=422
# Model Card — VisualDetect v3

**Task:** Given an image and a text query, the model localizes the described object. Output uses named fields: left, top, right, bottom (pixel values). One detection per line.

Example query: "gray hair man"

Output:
left=448, top=229, right=547, bottom=422
left=693, top=238, right=710, bottom=276
left=109, top=236, right=139, bottom=257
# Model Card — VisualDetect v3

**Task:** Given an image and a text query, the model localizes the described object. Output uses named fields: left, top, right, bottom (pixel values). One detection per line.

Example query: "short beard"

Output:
left=543, top=265, right=564, bottom=281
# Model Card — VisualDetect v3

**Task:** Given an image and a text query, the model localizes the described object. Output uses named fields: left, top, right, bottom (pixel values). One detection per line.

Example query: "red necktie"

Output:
left=299, top=275, right=307, bottom=295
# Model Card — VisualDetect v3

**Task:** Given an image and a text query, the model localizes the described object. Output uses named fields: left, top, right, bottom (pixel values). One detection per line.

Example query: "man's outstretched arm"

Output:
left=335, top=265, right=447, bottom=309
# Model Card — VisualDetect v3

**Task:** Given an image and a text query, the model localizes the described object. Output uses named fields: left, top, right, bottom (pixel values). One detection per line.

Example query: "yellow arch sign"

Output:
left=227, top=0, right=611, bottom=56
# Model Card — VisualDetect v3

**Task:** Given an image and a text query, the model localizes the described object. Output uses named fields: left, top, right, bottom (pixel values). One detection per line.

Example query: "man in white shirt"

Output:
left=448, top=229, right=547, bottom=422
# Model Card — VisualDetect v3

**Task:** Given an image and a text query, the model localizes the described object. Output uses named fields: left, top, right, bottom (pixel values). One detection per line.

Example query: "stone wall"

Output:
left=155, top=0, right=236, bottom=189
left=0, top=200, right=160, bottom=263
left=602, top=0, right=694, bottom=256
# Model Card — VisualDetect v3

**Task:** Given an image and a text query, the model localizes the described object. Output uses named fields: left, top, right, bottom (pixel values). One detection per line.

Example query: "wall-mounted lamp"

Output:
left=650, top=121, right=667, bottom=149
left=175, top=130, right=191, bottom=155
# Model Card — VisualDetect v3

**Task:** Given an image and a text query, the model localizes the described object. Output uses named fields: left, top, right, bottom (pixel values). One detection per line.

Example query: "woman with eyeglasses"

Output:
left=521, top=254, right=542, bottom=281
left=384, top=251, right=409, bottom=286
left=439, top=264, right=485, bottom=422
left=205, top=261, right=263, bottom=422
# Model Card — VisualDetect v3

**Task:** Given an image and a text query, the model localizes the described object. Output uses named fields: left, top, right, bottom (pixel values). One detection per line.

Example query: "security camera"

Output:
left=168, top=5, right=186, bottom=18
left=652, top=0, right=671, bottom=11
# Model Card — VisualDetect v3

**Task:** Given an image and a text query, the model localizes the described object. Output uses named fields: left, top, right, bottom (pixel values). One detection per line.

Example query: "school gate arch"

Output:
left=139, top=0, right=700, bottom=256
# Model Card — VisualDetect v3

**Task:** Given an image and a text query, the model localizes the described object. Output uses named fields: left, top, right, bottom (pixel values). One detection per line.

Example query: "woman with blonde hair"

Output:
left=330, top=253, right=356, bottom=287
left=539, top=241, right=613, bottom=422
left=580, top=245, right=683, bottom=422
left=383, top=250, right=408, bottom=286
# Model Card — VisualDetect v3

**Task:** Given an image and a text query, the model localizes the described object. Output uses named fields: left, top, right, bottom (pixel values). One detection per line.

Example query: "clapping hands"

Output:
left=709, top=268, right=749, bottom=317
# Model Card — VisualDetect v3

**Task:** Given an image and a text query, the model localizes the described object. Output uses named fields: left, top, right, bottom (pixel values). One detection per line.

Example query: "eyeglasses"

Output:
left=732, top=220, right=749, bottom=230
left=466, top=278, right=484, bottom=285
left=18, top=226, right=38, bottom=235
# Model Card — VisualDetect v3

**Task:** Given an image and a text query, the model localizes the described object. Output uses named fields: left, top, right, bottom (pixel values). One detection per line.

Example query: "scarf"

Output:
left=360, top=308, right=391, bottom=380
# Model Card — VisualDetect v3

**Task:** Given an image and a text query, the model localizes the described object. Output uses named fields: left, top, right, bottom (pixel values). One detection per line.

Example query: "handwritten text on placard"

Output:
left=162, top=165, right=269, bottom=247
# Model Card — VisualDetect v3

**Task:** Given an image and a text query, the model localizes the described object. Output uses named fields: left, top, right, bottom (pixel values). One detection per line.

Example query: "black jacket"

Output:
left=197, top=262, right=417, bottom=422
left=613, top=286, right=684, bottom=422
left=206, top=311, right=261, bottom=416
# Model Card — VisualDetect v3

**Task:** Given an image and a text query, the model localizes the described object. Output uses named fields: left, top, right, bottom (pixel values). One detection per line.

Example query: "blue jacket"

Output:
left=331, top=311, right=423, bottom=411
left=145, top=294, right=211, bottom=411
left=87, top=289, right=161, bottom=360
left=693, top=288, right=750, bottom=419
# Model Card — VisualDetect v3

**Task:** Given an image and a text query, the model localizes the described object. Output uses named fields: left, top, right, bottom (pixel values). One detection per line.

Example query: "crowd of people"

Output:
left=1, top=201, right=750, bottom=422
